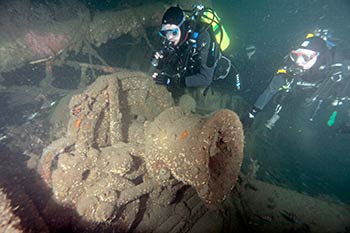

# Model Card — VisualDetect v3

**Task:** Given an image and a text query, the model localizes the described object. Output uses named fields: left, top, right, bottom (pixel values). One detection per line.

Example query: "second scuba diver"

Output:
left=242, top=29, right=350, bottom=132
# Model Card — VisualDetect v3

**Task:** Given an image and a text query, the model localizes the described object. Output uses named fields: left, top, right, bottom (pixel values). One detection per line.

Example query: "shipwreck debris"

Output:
left=145, top=106, right=244, bottom=207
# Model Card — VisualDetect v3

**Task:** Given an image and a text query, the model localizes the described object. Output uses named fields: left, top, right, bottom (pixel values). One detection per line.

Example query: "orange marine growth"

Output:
left=75, top=118, right=82, bottom=128
left=180, top=130, right=189, bottom=140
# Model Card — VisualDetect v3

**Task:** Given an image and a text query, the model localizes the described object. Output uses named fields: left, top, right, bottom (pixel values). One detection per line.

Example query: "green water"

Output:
left=214, top=0, right=350, bottom=203
left=77, top=0, right=350, bottom=203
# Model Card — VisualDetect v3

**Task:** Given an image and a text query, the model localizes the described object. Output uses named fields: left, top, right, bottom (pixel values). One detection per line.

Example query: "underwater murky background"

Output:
left=79, top=0, right=350, bottom=204
left=217, top=0, right=350, bottom=203
left=90, top=0, right=350, bottom=204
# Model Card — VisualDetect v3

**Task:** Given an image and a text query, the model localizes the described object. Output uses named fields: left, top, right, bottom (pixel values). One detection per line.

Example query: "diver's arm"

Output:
left=242, top=72, right=288, bottom=128
left=254, top=74, right=286, bottom=110
left=329, top=60, right=350, bottom=81
left=185, top=31, right=216, bottom=87
left=325, top=60, right=350, bottom=98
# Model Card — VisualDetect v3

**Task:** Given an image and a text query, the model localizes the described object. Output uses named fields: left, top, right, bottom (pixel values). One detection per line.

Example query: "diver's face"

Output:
left=290, top=48, right=319, bottom=70
left=159, top=24, right=181, bottom=46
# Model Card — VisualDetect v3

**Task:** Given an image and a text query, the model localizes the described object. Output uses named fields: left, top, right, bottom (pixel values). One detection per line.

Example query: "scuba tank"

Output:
left=190, top=5, right=239, bottom=88
left=306, top=28, right=336, bottom=48
left=190, top=4, right=230, bottom=51
left=184, top=4, right=239, bottom=94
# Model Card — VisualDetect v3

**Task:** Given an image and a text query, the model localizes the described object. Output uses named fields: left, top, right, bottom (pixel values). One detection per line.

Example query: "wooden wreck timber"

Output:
left=36, top=71, right=243, bottom=232
left=1, top=72, right=349, bottom=232
left=0, top=0, right=211, bottom=74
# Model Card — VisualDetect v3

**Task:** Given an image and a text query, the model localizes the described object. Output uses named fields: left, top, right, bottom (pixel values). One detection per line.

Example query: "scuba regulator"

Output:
left=151, top=40, right=177, bottom=68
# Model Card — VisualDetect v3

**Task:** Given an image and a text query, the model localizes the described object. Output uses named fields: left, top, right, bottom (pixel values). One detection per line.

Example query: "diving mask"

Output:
left=159, top=28, right=179, bottom=38
left=290, top=48, right=319, bottom=70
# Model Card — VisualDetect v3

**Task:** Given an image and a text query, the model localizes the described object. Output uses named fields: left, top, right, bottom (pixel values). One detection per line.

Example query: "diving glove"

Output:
left=152, top=72, right=180, bottom=87
left=241, top=107, right=260, bottom=129
left=248, top=107, right=259, bottom=119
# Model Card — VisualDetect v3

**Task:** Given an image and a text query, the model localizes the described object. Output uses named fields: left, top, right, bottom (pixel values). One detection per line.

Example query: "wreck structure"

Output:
left=1, top=1, right=349, bottom=233
left=36, top=72, right=244, bottom=232
left=0, top=0, right=211, bottom=88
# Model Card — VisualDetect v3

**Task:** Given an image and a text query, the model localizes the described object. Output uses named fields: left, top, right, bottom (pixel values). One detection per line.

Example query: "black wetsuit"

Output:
left=183, top=30, right=219, bottom=87
left=252, top=45, right=350, bottom=130
left=157, top=23, right=220, bottom=89
left=254, top=48, right=350, bottom=111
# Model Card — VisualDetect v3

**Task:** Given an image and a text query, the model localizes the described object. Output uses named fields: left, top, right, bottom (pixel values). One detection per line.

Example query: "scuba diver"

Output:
left=151, top=5, right=239, bottom=94
left=242, top=29, right=350, bottom=132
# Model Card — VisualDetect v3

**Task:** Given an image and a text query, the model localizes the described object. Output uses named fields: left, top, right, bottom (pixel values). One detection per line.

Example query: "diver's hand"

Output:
left=241, top=114, right=254, bottom=129
left=154, top=51, right=164, bottom=60
left=152, top=72, right=173, bottom=86
left=150, top=51, right=165, bottom=68
left=328, top=62, right=350, bottom=82
left=241, top=107, right=260, bottom=129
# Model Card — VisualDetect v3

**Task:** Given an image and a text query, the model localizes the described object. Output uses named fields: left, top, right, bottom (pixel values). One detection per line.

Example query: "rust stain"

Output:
left=101, top=65, right=117, bottom=73
left=75, top=118, right=81, bottom=128
left=180, top=130, right=189, bottom=140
